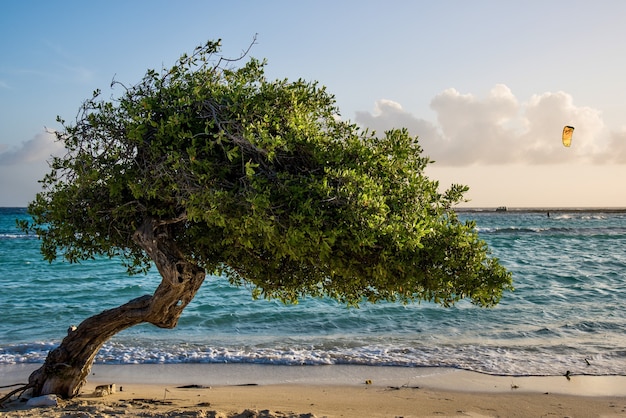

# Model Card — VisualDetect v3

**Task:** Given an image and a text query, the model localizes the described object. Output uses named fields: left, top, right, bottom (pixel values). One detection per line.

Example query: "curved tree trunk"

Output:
left=27, top=218, right=206, bottom=399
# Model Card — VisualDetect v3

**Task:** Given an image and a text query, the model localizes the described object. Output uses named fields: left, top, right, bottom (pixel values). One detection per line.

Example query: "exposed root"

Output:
left=0, top=383, right=32, bottom=408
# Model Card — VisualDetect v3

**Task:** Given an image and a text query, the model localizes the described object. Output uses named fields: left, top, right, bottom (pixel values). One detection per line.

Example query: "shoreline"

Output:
left=3, top=363, right=626, bottom=396
left=2, top=364, right=626, bottom=417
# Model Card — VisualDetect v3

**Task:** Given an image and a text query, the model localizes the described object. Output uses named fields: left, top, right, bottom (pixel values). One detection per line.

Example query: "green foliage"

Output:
left=22, top=40, right=512, bottom=307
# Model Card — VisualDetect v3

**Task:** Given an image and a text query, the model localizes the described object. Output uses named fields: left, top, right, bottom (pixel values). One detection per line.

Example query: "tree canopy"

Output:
left=24, top=40, right=512, bottom=307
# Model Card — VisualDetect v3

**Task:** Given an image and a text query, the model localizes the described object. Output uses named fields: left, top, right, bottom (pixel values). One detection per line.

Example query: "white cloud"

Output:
left=0, top=131, right=67, bottom=205
left=0, top=131, right=65, bottom=165
left=354, top=100, right=442, bottom=156
left=355, top=84, right=621, bottom=166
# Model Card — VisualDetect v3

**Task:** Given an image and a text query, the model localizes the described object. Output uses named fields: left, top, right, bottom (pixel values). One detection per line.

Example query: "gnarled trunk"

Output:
left=27, top=218, right=206, bottom=398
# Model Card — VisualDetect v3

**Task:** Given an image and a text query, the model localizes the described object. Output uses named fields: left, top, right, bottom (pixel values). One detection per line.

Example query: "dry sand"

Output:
left=1, top=364, right=625, bottom=417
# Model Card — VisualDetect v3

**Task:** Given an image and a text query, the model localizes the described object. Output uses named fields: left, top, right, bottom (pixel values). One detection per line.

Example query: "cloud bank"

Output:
left=355, top=84, right=626, bottom=166
left=0, top=130, right=65, bottom=165
left=0, top=131, right=67, bottom=206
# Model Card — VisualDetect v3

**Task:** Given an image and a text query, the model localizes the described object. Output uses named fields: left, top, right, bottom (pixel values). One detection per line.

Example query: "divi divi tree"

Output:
left=18, top=40, right=512, bottom=399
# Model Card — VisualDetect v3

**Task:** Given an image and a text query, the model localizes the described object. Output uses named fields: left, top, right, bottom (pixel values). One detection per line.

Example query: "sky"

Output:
left=1, top=1, right=626, bottom=208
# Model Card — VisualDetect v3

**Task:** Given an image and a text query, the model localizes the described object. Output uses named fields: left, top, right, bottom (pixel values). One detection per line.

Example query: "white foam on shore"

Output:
left=3, top=363, right=625, bottom=397
left=4, top=339, right=620, bottom=377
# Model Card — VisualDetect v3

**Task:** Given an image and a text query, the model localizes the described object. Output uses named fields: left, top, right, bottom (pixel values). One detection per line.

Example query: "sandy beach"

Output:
left=2, top=364, right=625, bottom=417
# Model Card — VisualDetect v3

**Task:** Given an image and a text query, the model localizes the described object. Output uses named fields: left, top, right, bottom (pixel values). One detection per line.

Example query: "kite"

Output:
left=562, top=126, right=575, bottom=147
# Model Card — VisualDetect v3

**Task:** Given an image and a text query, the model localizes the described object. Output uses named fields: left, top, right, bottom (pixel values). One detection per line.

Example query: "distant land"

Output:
left=456, top=207, right=626, bottom=213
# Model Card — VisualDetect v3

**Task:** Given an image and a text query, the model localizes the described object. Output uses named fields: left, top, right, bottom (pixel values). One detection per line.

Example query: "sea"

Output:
left=1, top=207, right=625, bottom=377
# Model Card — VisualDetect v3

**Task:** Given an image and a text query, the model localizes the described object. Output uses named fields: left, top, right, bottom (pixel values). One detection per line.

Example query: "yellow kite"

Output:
left=562, top=126, right=575, bottom=147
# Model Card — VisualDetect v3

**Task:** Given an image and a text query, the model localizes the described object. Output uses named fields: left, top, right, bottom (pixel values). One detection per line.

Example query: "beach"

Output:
left=2, top=364, right=626, bottom=417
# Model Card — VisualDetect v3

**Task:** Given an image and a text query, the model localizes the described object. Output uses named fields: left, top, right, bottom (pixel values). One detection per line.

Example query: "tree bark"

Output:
left=26, top=218, right=206, bottom=398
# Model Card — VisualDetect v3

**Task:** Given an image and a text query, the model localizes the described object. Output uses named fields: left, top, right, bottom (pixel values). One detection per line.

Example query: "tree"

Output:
left=17, top=39, right=512, bottom=399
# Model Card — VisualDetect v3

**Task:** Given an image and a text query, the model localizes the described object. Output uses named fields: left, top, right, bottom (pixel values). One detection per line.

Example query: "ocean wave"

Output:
left=0, top=233, right=35, bottom=240
left=0, top=342, right=57, bottom=364
left=2, top=340, right=624, bottom=377
left=477, top=226, right=626, bottom=236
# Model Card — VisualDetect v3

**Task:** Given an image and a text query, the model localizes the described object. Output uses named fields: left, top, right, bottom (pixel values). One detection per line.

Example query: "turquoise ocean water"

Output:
left=1, top=207, right=625, bottom=377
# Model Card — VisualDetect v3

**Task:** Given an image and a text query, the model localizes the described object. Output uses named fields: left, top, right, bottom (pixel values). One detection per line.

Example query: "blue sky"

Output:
left=2, top=1, right=626, bottom=207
